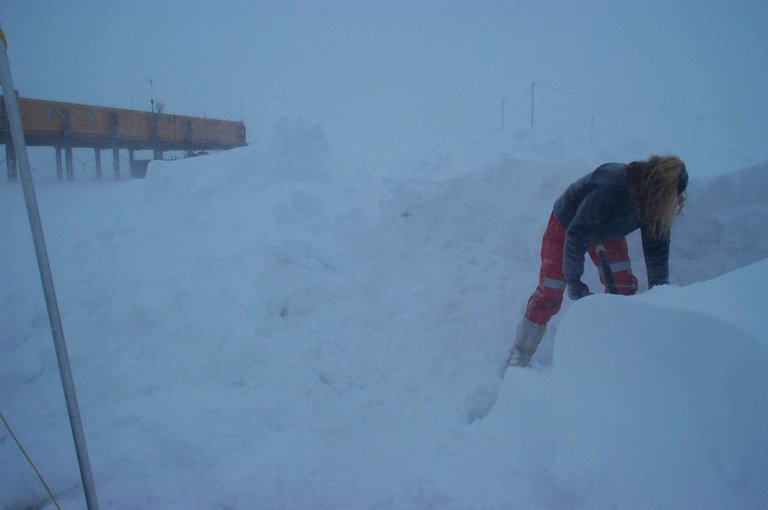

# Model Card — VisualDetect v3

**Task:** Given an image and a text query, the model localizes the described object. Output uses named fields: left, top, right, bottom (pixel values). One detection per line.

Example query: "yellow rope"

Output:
left=0, top=29, right=6, bottom=48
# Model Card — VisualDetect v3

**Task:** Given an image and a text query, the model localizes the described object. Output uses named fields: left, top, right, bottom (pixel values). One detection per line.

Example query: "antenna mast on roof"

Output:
left=149, top=78, right=155, bottom=113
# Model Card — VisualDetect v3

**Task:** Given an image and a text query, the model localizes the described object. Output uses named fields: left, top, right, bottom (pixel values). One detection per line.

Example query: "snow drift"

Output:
left=2, top=128, right=767, bottom=509
left=553, top=276, right=768, bottom=509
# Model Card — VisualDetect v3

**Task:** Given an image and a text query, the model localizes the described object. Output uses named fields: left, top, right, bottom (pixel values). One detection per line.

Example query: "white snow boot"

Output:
left=508, top=317, right=547, bottom=367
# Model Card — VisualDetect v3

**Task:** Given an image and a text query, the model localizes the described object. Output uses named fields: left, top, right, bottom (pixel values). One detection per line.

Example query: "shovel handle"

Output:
left=596, top=245, right=618, bottom=294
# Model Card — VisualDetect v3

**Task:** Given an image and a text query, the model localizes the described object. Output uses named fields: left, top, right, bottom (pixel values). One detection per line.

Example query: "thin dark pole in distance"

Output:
left=0, top=22, right=100, bottom=510
left=530, top=82, right=535, bottom=127
left=501, top=98, right=505, bottom=128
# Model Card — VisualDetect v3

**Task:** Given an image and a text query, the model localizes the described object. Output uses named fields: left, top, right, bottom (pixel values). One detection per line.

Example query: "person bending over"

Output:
left=510, top=155, right=689, bottom=367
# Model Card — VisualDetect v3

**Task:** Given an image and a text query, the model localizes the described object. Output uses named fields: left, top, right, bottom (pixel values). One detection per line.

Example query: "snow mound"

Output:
left=552, top=259, right=768, bottom=509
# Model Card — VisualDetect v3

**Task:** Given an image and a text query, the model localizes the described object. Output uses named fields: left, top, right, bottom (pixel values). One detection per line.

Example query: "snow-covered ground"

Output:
left=2, top=125, right=767, bottom=509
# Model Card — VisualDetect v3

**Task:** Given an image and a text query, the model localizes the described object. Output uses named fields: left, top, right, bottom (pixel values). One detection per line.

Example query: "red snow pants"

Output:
left=524, top=213, right=638, bottom=325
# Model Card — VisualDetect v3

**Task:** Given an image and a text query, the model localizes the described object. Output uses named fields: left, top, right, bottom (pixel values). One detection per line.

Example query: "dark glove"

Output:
left=567, top=280, right=592, bottom=300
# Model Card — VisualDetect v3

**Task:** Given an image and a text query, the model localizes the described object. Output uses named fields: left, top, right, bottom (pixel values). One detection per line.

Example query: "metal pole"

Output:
left=530, top=82, right=534, bottom=128
left=95, top=148, right=102, bottom=179
left=0, top=22, right=100, bottom=510
left=501, top=98, right=505, bottom=129
left=55, top=145, right=63, bottom=180
left=5, top=141, right=17, bottom=181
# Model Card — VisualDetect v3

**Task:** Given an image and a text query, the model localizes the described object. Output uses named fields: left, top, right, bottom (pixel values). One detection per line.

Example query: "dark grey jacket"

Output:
left=553, top=163, right=670, bottom=287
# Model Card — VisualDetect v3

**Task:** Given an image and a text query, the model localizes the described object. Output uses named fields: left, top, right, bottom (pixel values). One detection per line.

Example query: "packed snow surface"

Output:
left=2, top=127, right=767, bottom=509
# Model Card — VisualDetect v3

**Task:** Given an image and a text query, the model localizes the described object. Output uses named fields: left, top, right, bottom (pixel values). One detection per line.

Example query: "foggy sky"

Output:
left=3, top=0, right=767, bottom=173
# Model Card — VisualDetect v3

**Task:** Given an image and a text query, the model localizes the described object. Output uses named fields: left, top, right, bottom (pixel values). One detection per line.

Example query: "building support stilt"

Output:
left=112, top=146, right=120, bottom=180
left=65, top=146, right=73, bottom=180
left=55, top=146, right=63, bottom=180
left=5, top=142, right=17, bottom=181
left=95, top=148, right=102, bottom=179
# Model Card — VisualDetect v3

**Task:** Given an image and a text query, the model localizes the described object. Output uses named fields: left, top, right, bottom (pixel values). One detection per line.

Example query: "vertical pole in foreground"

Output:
left=0, top=23, right=100, bottom=510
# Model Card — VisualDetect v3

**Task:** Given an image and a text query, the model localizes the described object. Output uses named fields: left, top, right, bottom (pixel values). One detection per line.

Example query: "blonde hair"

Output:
left=625, top=155, right=687, bottom=238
